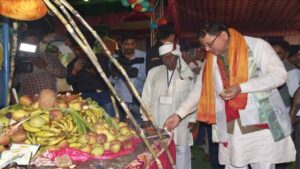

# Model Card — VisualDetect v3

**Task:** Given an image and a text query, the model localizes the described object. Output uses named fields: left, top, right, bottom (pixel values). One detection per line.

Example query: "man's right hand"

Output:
left=163, top=114, right=181, bottom=131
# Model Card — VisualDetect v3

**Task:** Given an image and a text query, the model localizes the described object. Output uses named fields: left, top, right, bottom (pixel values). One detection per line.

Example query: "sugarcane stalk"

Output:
left=109, top=93, right=120, bottom=119
left=59, top=0, right=175, bottom=166
left=43, top=1, right=163, bottom=168
left=6, top=22, right=18, bottom=106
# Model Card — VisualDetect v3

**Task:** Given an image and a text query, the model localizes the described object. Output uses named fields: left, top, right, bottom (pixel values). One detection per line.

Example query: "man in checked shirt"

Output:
left=13, top=30, right=66, bottom=96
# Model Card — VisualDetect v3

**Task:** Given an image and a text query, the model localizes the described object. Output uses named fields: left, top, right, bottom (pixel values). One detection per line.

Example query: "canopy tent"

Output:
left=169, top=0, right=300, bottom=39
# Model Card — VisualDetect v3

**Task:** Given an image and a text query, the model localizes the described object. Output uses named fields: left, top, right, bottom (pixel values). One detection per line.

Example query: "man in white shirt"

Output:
left=164, top=21, right=296, bottom=169
left=141, top=42, right=195, bottom=169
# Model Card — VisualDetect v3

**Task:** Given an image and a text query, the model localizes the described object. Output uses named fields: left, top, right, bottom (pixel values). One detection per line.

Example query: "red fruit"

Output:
left=10, top=130, right=26, bottom=143
left=122, top=141, right=134, bottom=150
left=0, top=134, right=10, bottom=146
left=58, top=140, right=69, bottom=149
left=49, top=109, right=63, bottom=121
left=48, top=145, right=58, bottom=151
left=96, top=134, right=107, bottom=144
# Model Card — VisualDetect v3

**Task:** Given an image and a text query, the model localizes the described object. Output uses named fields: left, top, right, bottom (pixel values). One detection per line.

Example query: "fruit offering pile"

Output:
left=0, top=92, right=136, bottom=157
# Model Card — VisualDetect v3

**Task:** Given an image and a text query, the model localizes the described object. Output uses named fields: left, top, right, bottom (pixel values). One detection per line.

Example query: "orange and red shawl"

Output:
left=197, top=28, right=248, bottom=124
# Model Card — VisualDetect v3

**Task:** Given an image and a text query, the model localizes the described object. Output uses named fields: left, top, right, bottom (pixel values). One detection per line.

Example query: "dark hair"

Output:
left=271, top=41, right=290, bottom=52
left=20, top=30, right=42, bottom=41
left=157, top=24, right=175, bottom=40
left=120, top=32, right=135, bottom=43
left=196, top=21, right=228, bottom=39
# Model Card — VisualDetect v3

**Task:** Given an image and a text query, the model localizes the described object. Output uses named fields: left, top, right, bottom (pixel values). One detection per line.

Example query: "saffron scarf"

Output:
left=197, top=28, right=248, bottom=124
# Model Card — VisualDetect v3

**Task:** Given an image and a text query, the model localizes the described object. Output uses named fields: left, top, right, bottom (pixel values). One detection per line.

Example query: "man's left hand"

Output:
left=220, top=84, right=241, bottom=100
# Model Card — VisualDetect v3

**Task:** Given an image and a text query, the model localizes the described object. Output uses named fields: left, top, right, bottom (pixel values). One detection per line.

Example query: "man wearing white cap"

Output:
left=141, top=42, right=195, bottom=169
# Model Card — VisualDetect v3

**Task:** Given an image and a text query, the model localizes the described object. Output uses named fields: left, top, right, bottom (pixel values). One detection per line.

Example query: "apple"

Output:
left=56, top=101, right=69, bottom=108
left=10, top=130, right=26, bottom=143
left=0, top=145, right=7, bottom=153
left=19, top=95, right=33, bottom=106
left=81, top=144, right=92, bottom=153
left=12, top=109, right=28, bottom=121
left=103, top=142, right=111, bottom=151
left=68, top=102, right=82, bottom=111
left=122, top=141, right=134, bottom=150
left=31, top=101, right=39, bottom=109
left=110, top=128, right=118, bottom=135
left=59, top=95, right=79, bottom=103
left=92, top=143, right=101, bottom=148
left=117, top=135, right=129, bottom=142
left=119, top=126, right=130, bottom=135
left=109, top=140, right=122, bottom=153
left=58, top=140, right=69, bottom=149
left=96, top=127, right=109, bottom=135
left=0, top=134, right=10, bottom=146
left=88, top=134, right=97, bottom=144
left=48, top=145, right=59, bottom=151
left=91, top=146, right=104, bottom=156
left=49, top=109, right=63, bottom=121
left=105, top=132, right=116, bottom=142
left=78, top=134, right=88, bottom=144
left=96, top=134, right=107, bottom=144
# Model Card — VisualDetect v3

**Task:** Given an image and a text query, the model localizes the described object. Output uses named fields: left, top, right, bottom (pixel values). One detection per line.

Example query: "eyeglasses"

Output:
left=200, top=32, right=221, bottom=49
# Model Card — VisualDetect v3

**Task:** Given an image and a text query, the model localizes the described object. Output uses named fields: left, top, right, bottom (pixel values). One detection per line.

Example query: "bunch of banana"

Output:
left=51, top=117, right=77, bottom=135
left=81, top=110, right=98, bottom=124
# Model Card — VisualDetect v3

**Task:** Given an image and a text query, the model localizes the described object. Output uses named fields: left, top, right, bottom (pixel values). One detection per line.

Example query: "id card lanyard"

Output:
left=166, top=69, right=175, bottom=95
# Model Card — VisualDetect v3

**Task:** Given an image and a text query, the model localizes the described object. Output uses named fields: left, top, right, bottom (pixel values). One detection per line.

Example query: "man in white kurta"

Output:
left=164, top=22, right=296, bottom=169
left=141, top=42, right=195, bottom=169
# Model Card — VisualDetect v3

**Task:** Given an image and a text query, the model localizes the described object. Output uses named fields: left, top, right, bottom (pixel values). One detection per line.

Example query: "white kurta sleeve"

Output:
left=239, top=39, right=288, bottom=93
left=175, top=72, right=202, bottom=119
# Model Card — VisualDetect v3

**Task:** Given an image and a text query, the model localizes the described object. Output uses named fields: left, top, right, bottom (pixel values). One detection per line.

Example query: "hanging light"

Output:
left=0, top=0, right=47, bottom=21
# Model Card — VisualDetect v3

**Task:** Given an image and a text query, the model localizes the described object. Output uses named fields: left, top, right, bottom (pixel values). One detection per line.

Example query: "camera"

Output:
left=113, top=50, right=144, bottom=78
left=15, top=53, right=34, bottom=73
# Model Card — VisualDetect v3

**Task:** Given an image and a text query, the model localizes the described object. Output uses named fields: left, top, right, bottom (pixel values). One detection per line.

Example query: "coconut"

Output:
left=38, top=89, right=56, bottom=109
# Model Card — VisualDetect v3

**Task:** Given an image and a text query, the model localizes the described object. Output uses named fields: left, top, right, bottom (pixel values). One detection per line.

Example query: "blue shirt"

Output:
left=112, top=49, right=146, bottom=103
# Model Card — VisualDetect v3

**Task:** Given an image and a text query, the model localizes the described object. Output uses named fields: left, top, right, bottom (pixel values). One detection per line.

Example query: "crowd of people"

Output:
left=11, top=20, right=300, bottom=169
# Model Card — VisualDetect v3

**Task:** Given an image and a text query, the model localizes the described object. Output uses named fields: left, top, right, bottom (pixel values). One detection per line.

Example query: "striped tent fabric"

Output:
left=169, top=0, right=300, bottom=39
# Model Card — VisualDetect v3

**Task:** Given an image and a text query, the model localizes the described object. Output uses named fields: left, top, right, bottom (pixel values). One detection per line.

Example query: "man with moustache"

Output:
left=164, top=22, right=296, bottom=169
left=111, top=32, right=146, bottom=125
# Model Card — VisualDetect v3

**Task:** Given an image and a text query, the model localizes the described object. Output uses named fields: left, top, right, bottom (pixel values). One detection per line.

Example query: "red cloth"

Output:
left=150, top=140, right=176, bottom=169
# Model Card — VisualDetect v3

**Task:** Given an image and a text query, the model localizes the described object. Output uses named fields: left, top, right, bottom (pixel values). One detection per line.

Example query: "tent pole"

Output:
left=1, top=18, right=10, bottom=107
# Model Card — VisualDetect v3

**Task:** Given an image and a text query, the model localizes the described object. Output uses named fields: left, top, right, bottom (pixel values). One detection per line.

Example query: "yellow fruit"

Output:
left=23, top=121, right=41, bottom=132
left=29, top=116, right=45, bottom=128
left=12, top=109, right=28, bottom=121
left=19, top=95, right=33, bottom=106
left=91, top=146, right=104, bottom=156
left=69, top=143, right=81, bottom=148
left=68, top=102, right=82, bottom=111
left=36, top=131, right=58, bottom=137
